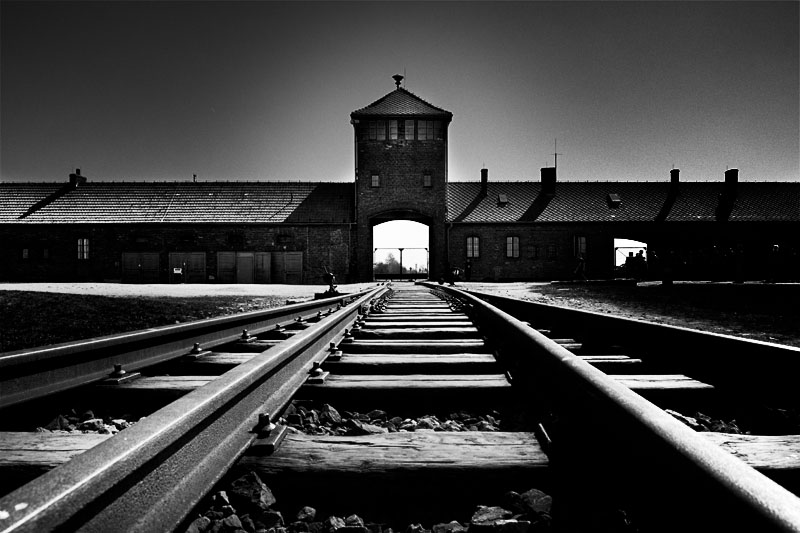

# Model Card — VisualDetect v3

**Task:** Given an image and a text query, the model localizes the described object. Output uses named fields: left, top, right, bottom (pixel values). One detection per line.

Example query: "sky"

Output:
left=1, top=1, right=798, bottom=187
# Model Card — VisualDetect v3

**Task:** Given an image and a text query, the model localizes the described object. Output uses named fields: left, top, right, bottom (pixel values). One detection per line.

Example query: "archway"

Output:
left=614, top=237, right=648, bottom=279
left=372, top=219, right=430, bottom=281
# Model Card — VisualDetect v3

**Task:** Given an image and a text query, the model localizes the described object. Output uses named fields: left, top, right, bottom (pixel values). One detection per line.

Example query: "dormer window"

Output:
left=498, top=194, right=508, bottom=206
left=607, top=193, right=622, bottom=208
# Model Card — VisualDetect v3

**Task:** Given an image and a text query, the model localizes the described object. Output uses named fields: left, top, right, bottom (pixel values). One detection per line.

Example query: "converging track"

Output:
left=1, top=283, right=799, bottom=532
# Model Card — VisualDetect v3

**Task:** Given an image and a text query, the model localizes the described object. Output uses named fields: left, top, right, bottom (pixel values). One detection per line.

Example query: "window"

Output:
left=506, top=236, right=520, bottom=258
left=418, top=120, right=435, bottom=140
left=532, top=245, right=540, bottom=259
left=367, top=121, right=386, bottom=140
left=574, top=235, right=587, bottom=258
left=404, top=120, right=415, bottom=140
left=43, top=248, right=49, bottom=259
left=423, top=173, right=432, bottom=187
left=22, top=248, right=29, bottom=260
left=433, top=120, right=443, bottom=140
left=389, top=120, right=398, bottom=140
left=78, top=238, right=90, bottom=260
left=466, top=236, right=480, bottom=258
left=371, top=174, right=380, bottom=187
left=546, top=244, right=557, bottom=259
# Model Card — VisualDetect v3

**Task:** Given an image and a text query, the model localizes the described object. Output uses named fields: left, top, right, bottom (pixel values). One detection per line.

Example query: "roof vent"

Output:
left=497, top=194, right=508, bottom=206
left=607, top=193, right=622, bottom=208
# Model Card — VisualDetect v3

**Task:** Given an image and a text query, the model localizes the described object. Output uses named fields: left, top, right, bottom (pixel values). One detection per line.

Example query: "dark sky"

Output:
left=1, top=1, right=797, bottom=183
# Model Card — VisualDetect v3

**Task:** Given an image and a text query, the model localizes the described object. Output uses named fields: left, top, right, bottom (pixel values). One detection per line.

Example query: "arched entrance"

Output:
left=369, top=210, right=433, bottom=282
left=373, top=220, right=430, bottom=280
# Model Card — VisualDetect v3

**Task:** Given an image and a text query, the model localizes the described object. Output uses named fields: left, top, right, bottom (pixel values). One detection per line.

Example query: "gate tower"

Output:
left=351, top=75, right=453, bottom=280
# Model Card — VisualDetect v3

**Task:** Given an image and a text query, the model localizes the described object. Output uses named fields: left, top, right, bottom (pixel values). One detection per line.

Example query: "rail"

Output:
left=0, top=285, right=388, bottom=532
left=0, top=289, right=377, bottom=409
left=424, top=282, right=800, bottom=531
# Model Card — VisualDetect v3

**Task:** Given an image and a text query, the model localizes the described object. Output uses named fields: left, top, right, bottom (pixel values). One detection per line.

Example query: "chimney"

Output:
left=670, top=168, right=680, bottom=186
left=724, top=168, right=738, bottom=195
left=541, top=167, right=556, bottom=196
left=480, top=168, right=488, bottom=196
left=69, top=168, right=87, bottom=188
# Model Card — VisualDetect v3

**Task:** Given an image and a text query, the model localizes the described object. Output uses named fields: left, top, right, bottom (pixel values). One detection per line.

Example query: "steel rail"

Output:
left=0, top=285, right=388, bottom=532
left=0, top=289, right=375, bottom=409
left=463, top=288, right=800, bottom=405
left=425, top=283, right=800, bottom=532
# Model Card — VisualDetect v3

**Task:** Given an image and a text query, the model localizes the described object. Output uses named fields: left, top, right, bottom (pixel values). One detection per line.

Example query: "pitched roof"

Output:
left=351, top=87, right=452, bottom=118
left=2, top=182, right=353, bottom=224
left=0, top=183, right=64, bottom=221
left=447, top=181, right=800, bottom=223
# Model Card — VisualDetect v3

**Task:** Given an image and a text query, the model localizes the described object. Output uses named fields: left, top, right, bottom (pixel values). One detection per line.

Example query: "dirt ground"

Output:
left=458, top=280, right=800, bottom=348
left=1, top=280, right=797, bottom=349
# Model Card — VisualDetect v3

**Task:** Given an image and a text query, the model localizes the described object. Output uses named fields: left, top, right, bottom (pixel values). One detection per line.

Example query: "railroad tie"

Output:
left=235, top=431, right=549, bottom=521
left=303, top=285, right=511, bottom=412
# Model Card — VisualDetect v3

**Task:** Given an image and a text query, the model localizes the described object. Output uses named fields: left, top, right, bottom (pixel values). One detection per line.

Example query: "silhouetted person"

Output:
left=766, top=245, right=781, bottom=283
left=573, top=253, right=587, bottom=281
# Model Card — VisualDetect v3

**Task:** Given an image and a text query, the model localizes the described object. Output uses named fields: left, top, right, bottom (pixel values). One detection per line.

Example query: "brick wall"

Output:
left=353, top=126, right=449, bottom=281
left=0, top=223, right=353, bottom=283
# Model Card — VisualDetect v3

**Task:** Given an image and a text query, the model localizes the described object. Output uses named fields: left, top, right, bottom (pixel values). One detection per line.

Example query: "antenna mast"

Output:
left=553, top=139, right=563, bottom=169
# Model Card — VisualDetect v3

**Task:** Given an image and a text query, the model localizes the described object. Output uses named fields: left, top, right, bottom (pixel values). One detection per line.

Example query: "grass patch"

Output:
left=0, top=291, right=297, bottom=353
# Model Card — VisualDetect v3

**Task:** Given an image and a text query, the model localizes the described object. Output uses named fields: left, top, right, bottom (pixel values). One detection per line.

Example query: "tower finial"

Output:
left=392, top=74, right=404, bottom=88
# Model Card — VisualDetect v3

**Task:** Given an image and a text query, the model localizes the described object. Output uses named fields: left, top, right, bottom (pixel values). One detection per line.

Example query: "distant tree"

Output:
left=373, top=253, right=401, bottom=274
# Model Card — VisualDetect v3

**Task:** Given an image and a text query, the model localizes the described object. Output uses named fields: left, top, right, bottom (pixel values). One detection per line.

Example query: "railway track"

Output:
left=1, top=283, right=799, bottom=532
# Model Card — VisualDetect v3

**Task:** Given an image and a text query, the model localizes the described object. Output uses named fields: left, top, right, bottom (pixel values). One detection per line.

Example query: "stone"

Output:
left=405, top=524, right=425, bottom=533
left=519, top=489, right=552, bottom=516
left=346, top=419, right=388, bottom=435
left=296, top=506, right=317, bottom=523
left=345, top=515, right=364, bottom=527
left=186, top=515, right=212, bottom=533
left=111, top=419, right=131, bottom=430
left=324, top=516, right=346, bottom=532
left=229, top=472, right=277, bottom=512
left=308, top=522, right=326, bottom=533
left=251, top=510, right=284, bottom=530
left=78, top=418, right=105, bottom=431
left=493, top=520, right=531, bottom=533
left=241, top=515, right=257, bottom=532
left=221, top=515, right=243, bottom=531
left=213, top=491, right=232, bottom=509
left=289, top=521, right=310, bottom=532
left=320, top=404, right=342, bottom=425
left=366, top=410, right=387, bottom=421
left=44, top=415, right=71, bottom=431
left=471, top=506, right=514, bottom=527
left=80, top=410, right=95, bottom=421
left=432, top=521, right=466, bottom=533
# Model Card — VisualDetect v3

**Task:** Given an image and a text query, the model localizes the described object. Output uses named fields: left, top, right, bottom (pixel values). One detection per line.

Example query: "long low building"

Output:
left=2, top=77, right=798, bottom=284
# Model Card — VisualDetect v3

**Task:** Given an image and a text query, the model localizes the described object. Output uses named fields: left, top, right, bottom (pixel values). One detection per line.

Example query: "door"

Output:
left=236, top=252, right=254, bottom=283
left=122, top=252, right=160, bottom=283
left=255, top=252, right=271, bottom=283
left=169, top=252, right=206, bottom=283
left=217, top=252, right=236, bottom=283
left=285, top=251, right=303, bottom=284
